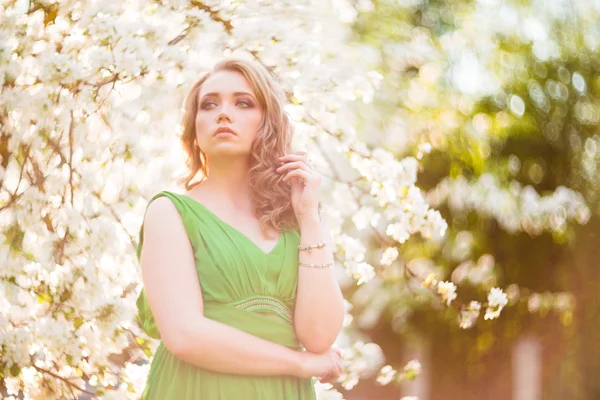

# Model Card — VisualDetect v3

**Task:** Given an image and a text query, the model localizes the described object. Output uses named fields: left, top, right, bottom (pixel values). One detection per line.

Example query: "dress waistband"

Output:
left=227, top=295, right=293, bottom=324
left=202, top=298, right=300, bottom=349
left=138, top=291, right=299, bottom=348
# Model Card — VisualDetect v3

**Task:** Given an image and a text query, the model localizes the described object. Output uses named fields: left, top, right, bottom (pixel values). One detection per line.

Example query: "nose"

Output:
left=216, top=103, right=233, bottom=123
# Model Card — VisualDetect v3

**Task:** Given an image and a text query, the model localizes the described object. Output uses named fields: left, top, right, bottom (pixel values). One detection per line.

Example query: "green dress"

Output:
left=135, top=190, right=316, bottom=400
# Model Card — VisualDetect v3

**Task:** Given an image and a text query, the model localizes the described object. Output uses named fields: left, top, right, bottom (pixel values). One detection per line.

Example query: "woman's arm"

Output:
left=275, top=153, right=346, bottom=354
left=140, top=197, right=327, bottom=377
left=293, top=213, right=345, bottom=354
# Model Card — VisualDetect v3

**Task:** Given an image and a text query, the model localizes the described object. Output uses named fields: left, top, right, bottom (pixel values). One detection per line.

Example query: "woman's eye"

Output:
left=200, top=100, right=253, bottom=110
left=201, top=101, right=217, bottom=109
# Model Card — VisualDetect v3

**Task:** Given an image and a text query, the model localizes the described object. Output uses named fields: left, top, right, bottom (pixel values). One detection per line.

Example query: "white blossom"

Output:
left=314, top=382, right=345, bottom=400
left=459, top=301, right=482, bottom=329
left=484, top=288, right=509, bottom=320
left=380, top=247, right=399, bottom=266
left=338, top=341, right=385, bottom=390
left=428, top=174, right=590, bottom=235
left=403, top=360, right=422, bottom=378
left=346, top=261, right=376, bottom=285
left=376, top=364, right=397, bottom=385
left=437, top=281, right=458, bottom=306
left=352, top=206, right=381, bottom=230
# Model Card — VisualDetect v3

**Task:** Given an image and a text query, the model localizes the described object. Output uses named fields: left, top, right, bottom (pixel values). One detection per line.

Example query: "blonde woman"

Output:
left=136, top=58, right=345, bottom=399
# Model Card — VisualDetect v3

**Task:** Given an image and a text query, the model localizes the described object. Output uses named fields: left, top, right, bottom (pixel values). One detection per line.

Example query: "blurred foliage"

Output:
left=345, top=0, right=600, bottom=398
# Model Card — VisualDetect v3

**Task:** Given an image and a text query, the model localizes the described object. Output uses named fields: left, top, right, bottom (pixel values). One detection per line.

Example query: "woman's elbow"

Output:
left=161, top=325, right=196, bottom=357
left=295, top=317, right=344, bottom=353
left=297, top=330, right=340, bottom=354
left=302, top=340, right=334, bottom=354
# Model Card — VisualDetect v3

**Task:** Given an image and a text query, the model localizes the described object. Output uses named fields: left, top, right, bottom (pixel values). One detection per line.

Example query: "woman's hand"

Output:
left=296, top=347, right=342, bottom=379
left=317, top=347, right=343, bottom=384
left=276, top=153, right=321, bottom=222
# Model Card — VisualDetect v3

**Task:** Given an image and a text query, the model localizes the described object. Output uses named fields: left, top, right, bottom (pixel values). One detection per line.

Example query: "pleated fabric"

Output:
left=135, top=190, right=316, bottom=400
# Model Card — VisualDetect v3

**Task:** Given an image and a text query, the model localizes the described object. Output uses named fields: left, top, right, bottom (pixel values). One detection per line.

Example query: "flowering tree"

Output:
left=6, top=0, right=595, bottom=398
left=0, top=0, right=447, bottom=398
left=343, top=0, right=600, bottom=398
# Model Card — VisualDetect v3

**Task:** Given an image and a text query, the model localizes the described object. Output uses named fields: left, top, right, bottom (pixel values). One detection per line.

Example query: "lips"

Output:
left=214, top=127, right=237, bottom=137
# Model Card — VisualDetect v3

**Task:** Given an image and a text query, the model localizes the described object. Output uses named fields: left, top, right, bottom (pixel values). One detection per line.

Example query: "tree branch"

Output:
left=33, top=364, right=95, bottom=396
left=191, top=1, right=233, bottom=34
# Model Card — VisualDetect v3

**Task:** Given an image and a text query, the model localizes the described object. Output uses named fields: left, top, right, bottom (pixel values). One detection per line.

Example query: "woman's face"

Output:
left=195, top=70, right=264, bottom=160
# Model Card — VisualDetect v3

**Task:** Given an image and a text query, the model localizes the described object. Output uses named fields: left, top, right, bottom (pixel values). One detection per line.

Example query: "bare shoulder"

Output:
left=142, top=195, right=188, bottom=242
left=145, top=195, right=179, bottom=221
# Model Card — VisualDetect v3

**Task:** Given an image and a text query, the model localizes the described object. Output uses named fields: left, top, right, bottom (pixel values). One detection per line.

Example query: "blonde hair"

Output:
left=176, top=58, right=298, bottom=235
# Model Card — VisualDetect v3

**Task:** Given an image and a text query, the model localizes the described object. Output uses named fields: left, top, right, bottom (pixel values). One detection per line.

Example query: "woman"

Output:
left=135, top=57, right=346, bottom=399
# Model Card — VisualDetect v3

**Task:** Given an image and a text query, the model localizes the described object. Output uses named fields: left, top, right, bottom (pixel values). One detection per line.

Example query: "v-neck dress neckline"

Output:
left=177, top=192, right=284, bottom=256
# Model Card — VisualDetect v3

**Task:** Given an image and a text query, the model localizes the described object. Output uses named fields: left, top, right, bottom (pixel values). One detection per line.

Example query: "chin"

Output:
left=206, top=146, right=251, bottom=158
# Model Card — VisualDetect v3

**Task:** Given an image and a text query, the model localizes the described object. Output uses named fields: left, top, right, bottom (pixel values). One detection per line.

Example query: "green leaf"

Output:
left=9, top=363, right=21, bottom=377
left=37, top=292, right=53, bottom=304
left=74, top=317, right=84, bottom=329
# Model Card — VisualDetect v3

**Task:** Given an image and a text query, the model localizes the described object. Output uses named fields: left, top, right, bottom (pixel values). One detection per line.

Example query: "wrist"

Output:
left=289, top=350, right=308, bottom=378
left=298, top=211, right=320, bottom=229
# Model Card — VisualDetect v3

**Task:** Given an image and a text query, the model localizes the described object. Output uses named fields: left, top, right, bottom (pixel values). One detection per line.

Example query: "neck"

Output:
left=199, top=156, right=253, bottom=209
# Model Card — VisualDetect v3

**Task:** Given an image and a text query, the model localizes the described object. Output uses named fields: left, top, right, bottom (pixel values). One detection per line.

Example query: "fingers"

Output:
left=279, top=153, right=308, bottom=163
left=319, top=367, right=339, bottom=384
left=319, top=374, right=338, bottom=384
left=278, top=154, right=315, bottom=171
left=320, top=349, right=342, bottom=383
left=334, top=349, right=342, bottom=375
left=319, top=366, right=341, bottom=383
left=276, top=160, right=312, bottom=174
left=281, top=168, right=313, bottom=184
left=277, top=152, right=320, bottom=188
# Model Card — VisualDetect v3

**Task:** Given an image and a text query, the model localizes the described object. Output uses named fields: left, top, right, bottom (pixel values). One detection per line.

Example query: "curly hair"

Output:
left=176, top=57, right=298, bottom=236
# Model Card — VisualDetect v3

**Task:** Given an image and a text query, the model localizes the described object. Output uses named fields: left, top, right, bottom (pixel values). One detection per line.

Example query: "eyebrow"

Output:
left=200, top=92, right=255, bottom=99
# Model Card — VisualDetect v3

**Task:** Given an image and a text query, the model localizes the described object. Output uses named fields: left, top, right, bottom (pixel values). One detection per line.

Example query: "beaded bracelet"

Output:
left=299, top=262, right=333, bottom=268
left=297, top=242, right=326, bottom=252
